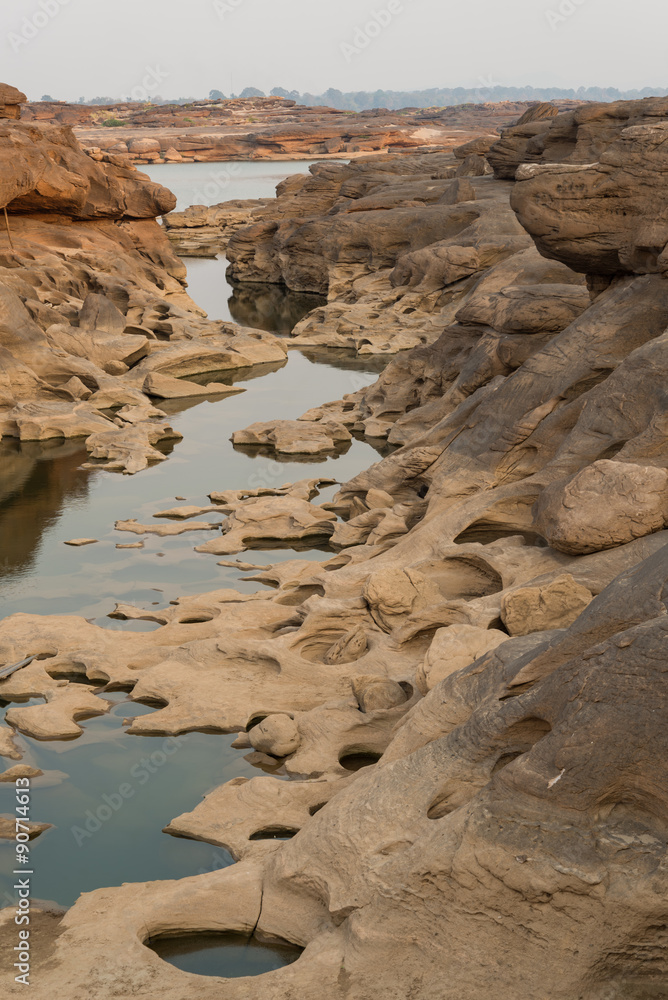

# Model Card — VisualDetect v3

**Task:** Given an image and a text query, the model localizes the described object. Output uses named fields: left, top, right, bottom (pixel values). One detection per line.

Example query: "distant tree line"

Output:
left=42, top=85, right=668, bottom=110
left=267, top=85, right=668, bottom=110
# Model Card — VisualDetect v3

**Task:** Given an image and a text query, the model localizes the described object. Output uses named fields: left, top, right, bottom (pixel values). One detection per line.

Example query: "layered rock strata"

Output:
left=23, top=95, right=586, bottom=165
left=2, top=97, right=668, bottom=1000
left=0, top=102, right=286, bottom=473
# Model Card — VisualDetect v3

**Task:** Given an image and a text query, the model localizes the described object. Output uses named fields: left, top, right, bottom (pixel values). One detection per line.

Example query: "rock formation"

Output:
left=0, top=84, right=25, bottom=120
left=2, top=96, right=668, bottom=1000
left=0, top=90, right=286, bottom=473
left=22, top=95, right=587, bottom=165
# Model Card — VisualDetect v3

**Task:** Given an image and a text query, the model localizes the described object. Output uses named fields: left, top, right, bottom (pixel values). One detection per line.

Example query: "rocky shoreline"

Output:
left=1, top=91, right=668, bottom=998
left=23, top=93, right=586, bottom=165
left=0, top=86, right=286, bottom=474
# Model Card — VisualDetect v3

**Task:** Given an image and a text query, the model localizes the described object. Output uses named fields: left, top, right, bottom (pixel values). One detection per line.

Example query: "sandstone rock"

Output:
left=453, top=134, right=498, bottom=159
left=514, top=102, right=559, bottom=125
left=83, top=415, right=183, bottom=475
left=194, top=496, right=337, bottom=556
left=249, top=715, right=301, bottom=757
left=417, top=624, right=509, bottom=693
left=165, top=775, right=347, bottom=860
left=0, top=118, right=289, bottom=473
left=143, top=372, right=244, bottom=399
left=64, top=538, right=98, bottom=547
left=510, top=121, right=668, bottom=275
left=6, top=96, right=668, bottom=1000
left=0, top=726, right=22, bottom=760
left=366, top=489, right=395, bottom=509
left=152, top=504, right=220, bottom=520
left=351, top=675, right=407, bottom=712
left=501, top=574, right=593, bottom=636
left=127, top=137, right=161, bottom=155
left=0, top=764, right=42, bottom=782
left=79, top=292, right=127, bottom=334
left=323, top=627, right=369, bottom=664
left=115, top=518, right=221, bottom=537
left=163, top=199, right=271, bottom=257
left=490, top=96, right=668, bottom=180
left=437, top=177, right=477, bottom=205
left=4, top=681, right=110, bottom=740
left=0, top=817, right=51, bottom=839
left=534, top=460, right=668, bottom=555
left=0, top=83, right=25, bottom=121
left=1, top=121, right=175, bottom=217
left=455, top=153, right=492, bottom=177
left=232, top=418, right=351, bottom=455
left=163, top=147, right=183, bottom=162
left=455, top=282, right=590, bottom=334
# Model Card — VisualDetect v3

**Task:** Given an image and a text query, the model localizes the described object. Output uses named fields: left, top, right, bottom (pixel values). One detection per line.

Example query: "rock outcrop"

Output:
left=0, top=106, right=286, bottom=472
left=0, top=83, right=25, bottom=120
left=2, top=96, right=668, bottom=1000
left=21, top=95, right=587, bottom=165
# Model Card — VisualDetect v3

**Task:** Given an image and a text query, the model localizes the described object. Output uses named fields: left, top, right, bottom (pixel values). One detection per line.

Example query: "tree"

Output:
left=209, top=89, right=226, bottom=101
left=324, top=88, right=344, bottom=107
left=240, top=87, right=265, bottom=99
left=41, top=94, right=54, bottom=102
left=271, top=87, right=300, bottom=101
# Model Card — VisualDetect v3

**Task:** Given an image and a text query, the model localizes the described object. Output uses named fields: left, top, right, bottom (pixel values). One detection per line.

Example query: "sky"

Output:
left=2, top=0, right=666, bottom=102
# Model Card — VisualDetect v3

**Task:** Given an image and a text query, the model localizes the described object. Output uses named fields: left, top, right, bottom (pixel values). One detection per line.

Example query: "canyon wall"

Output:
left=1, top=97, right=667, bottom=999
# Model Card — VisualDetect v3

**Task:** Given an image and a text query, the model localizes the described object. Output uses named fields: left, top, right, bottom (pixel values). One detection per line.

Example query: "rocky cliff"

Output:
left=0, top=94, right=285, bottom=473
left=1, top=97, right=668, bottom=999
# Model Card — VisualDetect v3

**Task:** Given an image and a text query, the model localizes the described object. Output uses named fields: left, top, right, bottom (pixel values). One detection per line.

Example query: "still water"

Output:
left=148, top=932, right=302, bottom=978
left=0, top=160, right=386, bottom=918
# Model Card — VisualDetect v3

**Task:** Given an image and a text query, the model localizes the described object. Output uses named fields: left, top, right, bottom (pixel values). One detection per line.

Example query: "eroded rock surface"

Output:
left=2, top=96, right=668, bottom=1000
left=0, top=113, right=286, bottom=473
left=534, top=460, right=668, bottom=554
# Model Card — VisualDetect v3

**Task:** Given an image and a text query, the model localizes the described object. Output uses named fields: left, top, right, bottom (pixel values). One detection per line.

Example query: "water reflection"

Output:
left=227, top=278, right=326, bottom=336
left=0, top=695, right=259, bottom=908
left=148, top=932, right=302, bottom=978
left=0, top=439, right=91, bottom=583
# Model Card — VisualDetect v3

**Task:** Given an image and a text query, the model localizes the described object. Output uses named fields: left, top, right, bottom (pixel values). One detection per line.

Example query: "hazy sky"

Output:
left=3, top=0, right=666, bottom=101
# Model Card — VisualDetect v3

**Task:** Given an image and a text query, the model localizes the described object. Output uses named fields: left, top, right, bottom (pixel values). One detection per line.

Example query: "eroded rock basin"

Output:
left=0, top=694, right=257, bottom=908
left=0, top=349, right=387, bottom=623
left=148, top=931, right=302, bottom=978
left=0, top=163, right=391, bottom=914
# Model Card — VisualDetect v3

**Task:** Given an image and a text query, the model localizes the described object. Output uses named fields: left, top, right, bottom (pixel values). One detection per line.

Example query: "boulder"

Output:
left=513, top=102, right=559, bottom=126
left=249, top=714, right=301, bottom=757
left=417, top=624, right=508, bottom=693
left=455, top=282, right=590, bottom=334
left=501, top=574, right=593, bottom=636
left=232, top=418, right=351, bottom=455
left=351, top=676, right=407, bottom=712
left=0, top=83, right=26, bottom=120
left=127, top=137, right=162, bottom=154
left=453, top=134, right=498, bottom=159
left=534, top=460, right=668, bottom=555
left=324, top=627, right=368, bottom=665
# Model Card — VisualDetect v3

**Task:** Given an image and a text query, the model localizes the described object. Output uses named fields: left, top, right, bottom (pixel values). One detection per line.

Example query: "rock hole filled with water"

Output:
left=147, top=931, right=303, bottom=978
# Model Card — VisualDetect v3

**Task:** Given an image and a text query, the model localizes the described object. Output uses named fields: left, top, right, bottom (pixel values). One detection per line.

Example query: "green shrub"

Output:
left=102, top=118, right=124, bottom=127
